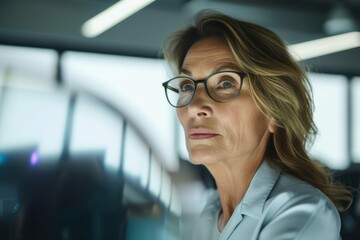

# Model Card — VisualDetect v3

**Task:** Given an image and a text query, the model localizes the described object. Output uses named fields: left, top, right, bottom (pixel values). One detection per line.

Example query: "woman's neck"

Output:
left=205, top=129, right=272, bottom=230
left=210, top=158, right=261, bottom=231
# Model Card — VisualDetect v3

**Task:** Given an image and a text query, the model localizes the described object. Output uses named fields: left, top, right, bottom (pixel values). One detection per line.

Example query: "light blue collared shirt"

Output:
left=192, top=159, right=341, bottom=240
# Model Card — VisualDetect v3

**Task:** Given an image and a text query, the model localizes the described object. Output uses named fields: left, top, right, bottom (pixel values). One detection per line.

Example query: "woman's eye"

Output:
left=218, top=80, right=235, bottom=89
left=180, top=83, right=194, bottom=92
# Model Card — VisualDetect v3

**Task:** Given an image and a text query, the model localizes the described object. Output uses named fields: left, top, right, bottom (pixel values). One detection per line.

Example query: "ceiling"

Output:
left=0, top=0, right=359, bottom=75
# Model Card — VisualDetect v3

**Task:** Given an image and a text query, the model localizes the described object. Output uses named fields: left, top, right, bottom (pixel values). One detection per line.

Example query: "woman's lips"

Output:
left=188, top=128, right=219, bottom=139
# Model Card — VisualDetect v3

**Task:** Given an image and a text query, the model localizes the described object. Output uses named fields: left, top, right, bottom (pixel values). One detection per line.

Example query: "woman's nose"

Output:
left=187, top=86, right=213, bottom=118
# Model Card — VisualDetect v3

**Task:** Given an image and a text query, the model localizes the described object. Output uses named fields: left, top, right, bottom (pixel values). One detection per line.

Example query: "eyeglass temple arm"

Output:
left=166, top=85, right=179, bottom=93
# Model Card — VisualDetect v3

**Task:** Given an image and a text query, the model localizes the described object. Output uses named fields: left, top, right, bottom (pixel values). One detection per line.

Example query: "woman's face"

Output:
left=177, top=37, right=275, bottom=166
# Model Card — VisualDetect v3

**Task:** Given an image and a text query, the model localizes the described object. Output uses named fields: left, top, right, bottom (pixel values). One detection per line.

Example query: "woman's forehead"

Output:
left=181, top=37, right=239, bottom=75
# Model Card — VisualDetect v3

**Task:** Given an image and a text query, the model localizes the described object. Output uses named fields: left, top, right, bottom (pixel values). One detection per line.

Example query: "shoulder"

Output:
left=268, top=172, right=337, bottom=208
left=259, top=173, right=341, bottom=239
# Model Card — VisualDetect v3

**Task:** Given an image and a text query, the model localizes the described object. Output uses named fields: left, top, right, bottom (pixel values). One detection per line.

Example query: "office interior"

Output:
left=0, top=0, right=359, bottom=239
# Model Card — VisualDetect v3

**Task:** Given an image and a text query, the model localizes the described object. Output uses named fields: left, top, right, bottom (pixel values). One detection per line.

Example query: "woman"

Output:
left=161, top=12, right=352, bottom=240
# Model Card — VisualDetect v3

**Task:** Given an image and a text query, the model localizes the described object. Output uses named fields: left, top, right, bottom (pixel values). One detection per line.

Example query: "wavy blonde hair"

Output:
left=162, top=11, right=352, bottom=211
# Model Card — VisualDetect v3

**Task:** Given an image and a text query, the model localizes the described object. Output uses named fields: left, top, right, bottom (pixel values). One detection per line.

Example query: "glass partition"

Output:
left=0, top=86, right=70, bottom=161
left=61, top=51, right=178, bottom=172
left=0, top=84, right=181, bottom=240
left=0, top=45, right=57, bottom=87
left=308, top=73, right=348, bottom=169
left=352, top=77, right=360, bottom=163
left=70, top=94, right=123, bottom=171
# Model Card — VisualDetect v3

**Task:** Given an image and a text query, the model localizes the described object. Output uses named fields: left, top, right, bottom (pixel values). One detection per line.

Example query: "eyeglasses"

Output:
left=162, top=71, right=245, bottom=108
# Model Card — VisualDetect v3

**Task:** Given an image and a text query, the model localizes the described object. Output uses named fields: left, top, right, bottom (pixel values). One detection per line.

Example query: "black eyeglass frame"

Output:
left=162, top=71, right=246, bottom=108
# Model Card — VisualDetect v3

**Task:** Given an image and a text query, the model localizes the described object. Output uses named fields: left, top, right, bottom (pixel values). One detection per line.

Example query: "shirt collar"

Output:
left=240, top=159, right=281, bottom=219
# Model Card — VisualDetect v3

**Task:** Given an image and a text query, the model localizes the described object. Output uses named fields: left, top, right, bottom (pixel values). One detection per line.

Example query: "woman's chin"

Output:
left=188, top=150, right=218, bottom=165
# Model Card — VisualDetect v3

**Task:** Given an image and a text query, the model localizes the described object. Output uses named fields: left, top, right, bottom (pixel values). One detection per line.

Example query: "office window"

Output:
left=159, top=169, right=172, bottom=208
left=309, top=73, right=348, bottom=169
left=149, top=153, right=162, bottom=198
left=0, top=87, right=69, bottom=160
left=123, top=123, right=150, bottom=188
left=69, top=94, right=123, bottom=170
left=352, top=77, right=360, bottom=163
left=0, top=45, right=57, bottom=87
left=61, top=51, right=178, bottom=171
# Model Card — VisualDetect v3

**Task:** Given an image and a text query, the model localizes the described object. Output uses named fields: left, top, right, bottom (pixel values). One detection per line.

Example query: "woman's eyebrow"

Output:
left=213, top=64, right=241, bottom=72
left=179, top=68, right=191, bottom=76
left=179, top=63, right=241, bottom=76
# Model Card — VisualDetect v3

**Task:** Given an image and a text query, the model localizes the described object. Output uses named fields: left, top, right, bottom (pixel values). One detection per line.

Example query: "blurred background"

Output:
left=0, top=0, right=359, bottom=239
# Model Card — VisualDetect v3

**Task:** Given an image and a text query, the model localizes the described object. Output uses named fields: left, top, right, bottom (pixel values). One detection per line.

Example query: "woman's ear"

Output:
left=268, top=118, right=277, bottom=133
